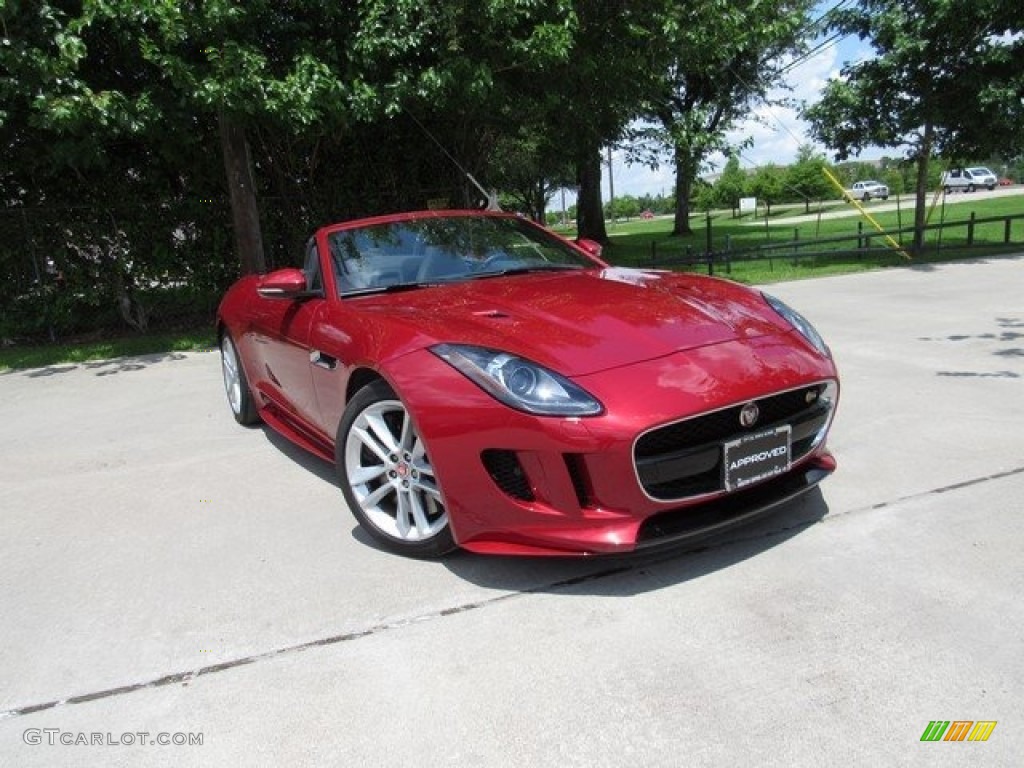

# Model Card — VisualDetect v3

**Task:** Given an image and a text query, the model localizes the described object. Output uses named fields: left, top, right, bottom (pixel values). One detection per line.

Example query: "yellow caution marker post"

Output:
left=822, top=166, right=911, bottom=260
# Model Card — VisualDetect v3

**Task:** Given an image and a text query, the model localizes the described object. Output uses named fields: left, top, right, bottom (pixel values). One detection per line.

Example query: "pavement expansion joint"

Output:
left=4, top=463, right=1020, bottom=722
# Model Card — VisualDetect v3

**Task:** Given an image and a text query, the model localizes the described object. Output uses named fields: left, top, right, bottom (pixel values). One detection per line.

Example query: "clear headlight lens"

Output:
left=762, top=293, right=831, bottom=358
left=432, top=344, right=603, bottom=416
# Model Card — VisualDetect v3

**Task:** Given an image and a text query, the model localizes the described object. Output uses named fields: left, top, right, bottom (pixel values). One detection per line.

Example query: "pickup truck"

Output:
left=847, top=180, right=889, bottom=202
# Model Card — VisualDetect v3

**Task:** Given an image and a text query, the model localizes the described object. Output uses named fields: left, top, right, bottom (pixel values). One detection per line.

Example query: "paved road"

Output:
left=750, top=184, right=1023, bottom=226
left=1, top=256, right=1022, bottom=766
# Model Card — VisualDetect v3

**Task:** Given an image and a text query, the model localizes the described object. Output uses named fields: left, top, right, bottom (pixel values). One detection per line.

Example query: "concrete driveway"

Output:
left=1, top=255, right=1021, bottom=767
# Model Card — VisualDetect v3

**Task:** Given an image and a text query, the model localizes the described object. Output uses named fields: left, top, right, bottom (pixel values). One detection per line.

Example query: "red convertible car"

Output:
left=218, top=210, right=839, bottom=557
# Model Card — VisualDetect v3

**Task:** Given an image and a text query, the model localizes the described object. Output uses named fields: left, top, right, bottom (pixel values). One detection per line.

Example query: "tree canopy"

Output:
left=5, top=0, right=1022, bottom=341
left=643, top=0, right=814, bottom=235
left=803, top=0, right=1024, bottom=252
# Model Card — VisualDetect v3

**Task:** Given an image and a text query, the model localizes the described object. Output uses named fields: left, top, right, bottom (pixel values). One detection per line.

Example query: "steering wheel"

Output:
left=478, top=253, right=522, bottom=271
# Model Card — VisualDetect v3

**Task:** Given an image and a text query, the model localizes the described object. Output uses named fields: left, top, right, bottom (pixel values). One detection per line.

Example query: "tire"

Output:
left=944, top=186, right=952, bottom=194
left=336, top=380, right=455, bottom=557
left=967, top=184, right=975, bottom=193
left=881, top=196, right=888, bottom=201
left=220, top=333, right=261, bottom=426
left=862, top=193, right=870, bottom=202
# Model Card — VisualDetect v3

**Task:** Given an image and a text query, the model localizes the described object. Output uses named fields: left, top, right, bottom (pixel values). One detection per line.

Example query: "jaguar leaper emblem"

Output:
left=739, top=402, right=760, bottom=428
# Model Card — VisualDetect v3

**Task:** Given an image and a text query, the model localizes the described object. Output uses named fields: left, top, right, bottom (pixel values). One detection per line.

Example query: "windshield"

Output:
left=326, top=215, right=594, bottom=296
left=967, top=167, right=993, bottom=176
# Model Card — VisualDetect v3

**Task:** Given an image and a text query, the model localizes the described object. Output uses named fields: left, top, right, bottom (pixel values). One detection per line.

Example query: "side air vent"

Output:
left=481, top=449, right=534, bottom=501
left=563, top=454, right=592, bottom=508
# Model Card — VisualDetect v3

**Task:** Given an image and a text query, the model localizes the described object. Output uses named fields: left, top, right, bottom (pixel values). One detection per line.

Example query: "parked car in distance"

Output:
left=998, top=177, right=1014, bottom=186
left=848, top=180, right=889, bottom=202
left=941, top=167, right=998, bottom=193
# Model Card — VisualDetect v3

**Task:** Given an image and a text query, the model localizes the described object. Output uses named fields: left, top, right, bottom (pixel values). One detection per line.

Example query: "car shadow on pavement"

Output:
left=260, top=425, right=339, bottom=486
left=441, top=488, right=830, bottom=597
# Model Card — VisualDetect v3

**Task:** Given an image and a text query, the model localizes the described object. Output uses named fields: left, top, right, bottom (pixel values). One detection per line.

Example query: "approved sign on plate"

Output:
left=723, top=425, right=792, bottom=491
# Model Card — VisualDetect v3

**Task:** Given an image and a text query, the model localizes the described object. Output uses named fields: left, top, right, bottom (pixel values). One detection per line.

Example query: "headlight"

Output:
left=432, top=344, right=603, bottom=416
left=762, top=293, right=831, bottom=358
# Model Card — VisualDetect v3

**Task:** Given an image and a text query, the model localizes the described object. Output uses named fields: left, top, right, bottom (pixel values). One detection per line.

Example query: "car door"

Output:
left=247, top=241, right=328, bottom=431
left=303, top=231, right=377, bottom=438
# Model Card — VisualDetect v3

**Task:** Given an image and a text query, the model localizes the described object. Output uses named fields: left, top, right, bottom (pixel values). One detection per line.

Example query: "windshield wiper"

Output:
left=342, top=282, right=429, bottom=297
left=471, top=264, right=583, bottom=279
left=343, top=275, right=478, bottom=296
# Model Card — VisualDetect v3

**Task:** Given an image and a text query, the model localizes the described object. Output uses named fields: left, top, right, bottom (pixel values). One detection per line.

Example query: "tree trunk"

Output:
left=576, top=145, right=608, bottom=244
left=219, top=109, right=266, bottom=275
left=912, top=122, right=934, bottom=257
left=672, top=144, right=695, bottom=236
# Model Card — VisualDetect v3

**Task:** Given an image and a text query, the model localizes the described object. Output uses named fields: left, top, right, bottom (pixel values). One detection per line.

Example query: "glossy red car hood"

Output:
left=358, top=268, right=797, bottom=377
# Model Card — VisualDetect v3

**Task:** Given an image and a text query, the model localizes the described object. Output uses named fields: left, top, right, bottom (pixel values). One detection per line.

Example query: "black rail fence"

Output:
left=646, top=211, right=1024, bottom=275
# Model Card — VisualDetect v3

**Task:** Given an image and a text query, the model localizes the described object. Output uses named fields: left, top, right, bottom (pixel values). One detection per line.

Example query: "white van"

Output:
left=940, top=167, right=998, bottom=193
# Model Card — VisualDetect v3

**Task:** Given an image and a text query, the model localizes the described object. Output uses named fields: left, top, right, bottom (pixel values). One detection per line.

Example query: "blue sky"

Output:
left=600, top=3, right=879, bottom=200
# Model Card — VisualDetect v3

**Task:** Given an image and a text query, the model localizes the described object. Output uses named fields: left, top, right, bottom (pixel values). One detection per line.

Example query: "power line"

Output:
left=779, top=30, right=849, bottom=75
left=779, top=0, right=855, bottom=76
left=721, top=4, right=856, bottom=159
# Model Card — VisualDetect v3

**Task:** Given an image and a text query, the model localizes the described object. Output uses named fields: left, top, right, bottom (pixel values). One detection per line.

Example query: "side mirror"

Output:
left=257, top=268, right=310, bottom=298
left=575, top=238, right=604, bottom=260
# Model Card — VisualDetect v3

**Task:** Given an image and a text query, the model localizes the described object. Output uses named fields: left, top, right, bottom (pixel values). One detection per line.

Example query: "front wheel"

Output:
left=967, top=184, right=975, bottom=193
left=862, top=193, right=870, bottom=202
left=336, top=380, right=455, bottom=557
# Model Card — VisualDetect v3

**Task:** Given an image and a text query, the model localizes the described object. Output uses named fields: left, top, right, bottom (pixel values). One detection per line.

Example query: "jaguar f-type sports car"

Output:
left=217, top=210, right=839, bottom=557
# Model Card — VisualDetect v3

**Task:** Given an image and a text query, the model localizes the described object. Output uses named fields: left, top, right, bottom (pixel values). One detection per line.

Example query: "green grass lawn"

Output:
left=593, top=193, right=1024, bottom=283
left=0, top=328, right=217, bottom=372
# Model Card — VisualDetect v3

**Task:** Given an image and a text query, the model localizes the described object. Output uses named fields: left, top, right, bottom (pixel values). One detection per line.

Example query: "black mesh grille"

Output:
left=481, top=449, right=534, bottom=501
left=634, top=384, right=832, bottom=501
left=635, top=386, right=821, bottom=458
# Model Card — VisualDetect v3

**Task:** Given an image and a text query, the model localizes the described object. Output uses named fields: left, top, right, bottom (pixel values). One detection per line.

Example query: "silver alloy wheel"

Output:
left=344, top=399, right=447, bottom=542
left=221, top=336, right=242, bottom=415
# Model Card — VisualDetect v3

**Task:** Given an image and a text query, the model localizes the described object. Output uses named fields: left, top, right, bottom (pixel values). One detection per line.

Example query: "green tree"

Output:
left=553, top=1, right=667, bottom=244
left=748, top=164, right=784, bottom=217
left=9, top=0, right=359, bottom=275
left=783, top=146, right=835, bottom=211
left=606, top=195, right=642, bottom=221
left=714, top=155, right=748, bottom=216
left=0, top=1, right=238, bottom=333
left=488, top=123, right=575, bottom=223
left=803, top=0, right=1024, bottom=254
left=690, top=180, right=715, bottom=212
left=645, top=0, right=814, bottom=235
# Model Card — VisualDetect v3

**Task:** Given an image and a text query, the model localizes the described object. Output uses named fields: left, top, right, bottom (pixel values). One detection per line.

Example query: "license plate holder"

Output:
left=723, top=425, right=792, bottom=491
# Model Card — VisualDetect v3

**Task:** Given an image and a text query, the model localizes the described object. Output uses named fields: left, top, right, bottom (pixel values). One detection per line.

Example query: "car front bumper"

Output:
left=386, top=335, right=839, bottom=555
